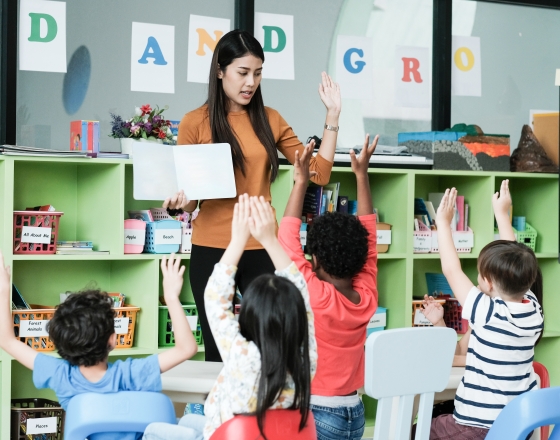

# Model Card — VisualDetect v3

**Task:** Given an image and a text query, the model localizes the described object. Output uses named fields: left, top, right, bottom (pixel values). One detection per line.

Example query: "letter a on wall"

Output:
left=187, top=15, right=231, bottom=84
left=336, top=36, right=373, bottom=100
left=19, top=0, right=66, bottom=72
left=131, top=22, right=175, bottom=93
left=394, top=46, right=431, bottom=108
left=254, top=13, right=294, bottom=80
left=452, top=36, right=481, bottom=97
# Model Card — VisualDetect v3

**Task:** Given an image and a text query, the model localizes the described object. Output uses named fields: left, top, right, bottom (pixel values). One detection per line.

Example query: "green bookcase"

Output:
left=0, top=156, right=558, bottom=438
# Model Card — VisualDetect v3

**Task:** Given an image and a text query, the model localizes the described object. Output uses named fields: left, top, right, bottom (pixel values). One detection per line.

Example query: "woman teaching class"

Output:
left=164, top=29, right=340, bottom=362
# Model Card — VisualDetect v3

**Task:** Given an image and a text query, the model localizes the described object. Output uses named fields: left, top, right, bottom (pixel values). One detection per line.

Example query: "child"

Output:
left=0, top=253, right=198, bottom=440
left=420, top=180, right=543, bottom=439
left=143, top=194, right=317, bottom=440
left=277, top=135, right=379, bottom=439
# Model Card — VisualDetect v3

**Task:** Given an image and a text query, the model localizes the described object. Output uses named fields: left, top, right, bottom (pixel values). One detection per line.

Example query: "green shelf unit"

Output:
left=0, top=156, right=558, bottom=439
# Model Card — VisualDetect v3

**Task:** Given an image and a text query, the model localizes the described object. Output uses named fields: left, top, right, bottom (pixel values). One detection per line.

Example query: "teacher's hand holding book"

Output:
left=163, top=190, right=197, bottom=213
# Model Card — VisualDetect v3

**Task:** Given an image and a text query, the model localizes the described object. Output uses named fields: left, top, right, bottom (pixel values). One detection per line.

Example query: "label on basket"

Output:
left=114, top=317, right=130, bottom=335
left=124, top=229, right=146, bottom=245
left=377, top=230, right=392, bottom=245
left=414, top=309, right=433, bottom=326
left=155, top=229, right=181, bottom=245
left=453, top=233, right=473, bottom=249
left=27, top=416, right=58, bottom=434
left=21, top=226, right=52, bottom=244
left=19, top=320, right=49, bottom=337
left=413, top=235, right=431, bottom=252
left=172, top=315, right=199, bottom=332
left=367, top=312, right=386, bottom=329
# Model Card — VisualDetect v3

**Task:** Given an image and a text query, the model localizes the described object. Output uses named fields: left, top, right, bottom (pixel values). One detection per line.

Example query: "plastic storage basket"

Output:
left=412, top=299, right=446, bottom=327
left=124, top=219, right=146, bottom=254
left=442, top=297, right=468, bottom=334
left=158, top=304, right=203, bottom=347
left=144, top=220, right=182, bottom=254
left=516, top=223, right=537, bottom=251
left=114, top=305, right=141, bottom=348
left=12, top=305, right=56, bottom=351
left=11, top=398, right=65, bottom=440
left=13, top=211, right=63, bottom=255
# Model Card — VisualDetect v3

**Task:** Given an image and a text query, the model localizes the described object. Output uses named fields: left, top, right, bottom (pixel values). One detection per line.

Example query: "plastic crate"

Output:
left=158, top=304, right=203, bottom=347
left=144, top=220, right=182, bottom=254
left=442, top=297, right=469, bottom=334
left=426, top=273, right=454, bottom=297
left=114, top=305, right=141, bottom=348
left=412, top=299, right=446, bottom=327
left=516, top=222, right=537, bottom=251
left=10, top=398, right=65, bottom=440
left=13, top=211, right=63, bottom=254
left=124, top=219, right=146, bottom=254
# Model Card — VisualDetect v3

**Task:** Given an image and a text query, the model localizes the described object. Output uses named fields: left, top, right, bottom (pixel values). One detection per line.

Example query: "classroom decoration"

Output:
left=254, top=12, right=295, bottom=80
left=70, top=120, right=99, bottom=152
left=510, top=125, right=559, bottom=173
left=335, top=36, right=374, bottom=100
left=452, top=36, right=482, bottom=97
left=131, top=22, right=175, bottom=94
left=109, top=104, right=174, bottom=143
left=394, top=46, right=431, bottom=108
left=11, top=398, right=65, bottom=439
left=399, top=125, right=510, bottom=171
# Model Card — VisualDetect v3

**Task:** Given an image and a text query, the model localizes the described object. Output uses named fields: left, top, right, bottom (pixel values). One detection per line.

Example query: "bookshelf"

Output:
left=0, top=156, right=558, bottom=437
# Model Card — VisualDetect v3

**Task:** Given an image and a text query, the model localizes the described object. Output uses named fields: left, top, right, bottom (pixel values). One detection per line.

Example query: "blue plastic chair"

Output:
left=64, top=391, right=177, bottom=439
left=486, top=386, right=560, bottom=440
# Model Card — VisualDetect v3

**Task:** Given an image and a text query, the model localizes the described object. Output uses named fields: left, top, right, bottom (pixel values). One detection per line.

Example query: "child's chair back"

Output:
left=64, top=391, right=176, bottom=439
left=210, top=409, right=316, bottom=440
left=486, top=386, right=560, bottom=440
left=364, top=327, right=456, bottom=440
left=534, top=361, right=551, bottom=439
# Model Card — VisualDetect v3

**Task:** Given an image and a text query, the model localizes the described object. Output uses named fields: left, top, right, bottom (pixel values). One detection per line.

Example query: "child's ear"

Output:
left=108, top=333, right=117, bottom=351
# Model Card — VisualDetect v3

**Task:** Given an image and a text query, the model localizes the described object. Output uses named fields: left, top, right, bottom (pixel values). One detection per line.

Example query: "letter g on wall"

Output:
left=343, top=48, right=366, bottom=74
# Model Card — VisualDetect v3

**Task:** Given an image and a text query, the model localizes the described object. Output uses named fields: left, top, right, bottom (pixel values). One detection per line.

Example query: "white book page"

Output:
left=133, top=143, right=177, bottom=200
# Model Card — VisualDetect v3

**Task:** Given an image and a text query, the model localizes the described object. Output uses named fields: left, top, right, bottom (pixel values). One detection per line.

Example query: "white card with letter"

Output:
left=132, top=143, right=236, bottom=201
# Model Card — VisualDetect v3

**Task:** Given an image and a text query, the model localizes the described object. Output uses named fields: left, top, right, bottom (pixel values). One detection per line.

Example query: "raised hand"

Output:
left=231, top=194, right=252, bottom=247
left=436, top=188, right=457, bottom=229
left=421, top=295, right=445, bottom=326
left=350, top=134, right=379, bottom=177
left=0, top=250, right=10, bottom=301
left=294, top=143, right=317, bottom=186
left=163, top=190, right=189, bottom=210
left=248, top=196, right=277, bottom=248
left=161, top=253, right=186, bottom=302
left=492, top=179, right=512, bottom=219
left=318, top=72, right=341, bottom=116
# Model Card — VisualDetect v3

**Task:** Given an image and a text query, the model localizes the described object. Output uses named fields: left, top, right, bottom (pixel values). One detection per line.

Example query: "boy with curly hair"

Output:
left=0, top=253, right=198, bottom=440
left=278, top=135, right=379, bottom=440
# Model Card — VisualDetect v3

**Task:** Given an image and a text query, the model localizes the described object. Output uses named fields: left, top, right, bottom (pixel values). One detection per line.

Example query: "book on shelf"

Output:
left=12, top=284, right=30, bottom=310
left=337, top=195, right=349, bottom=214
left=1, top=144, right=90, bottom=157
left=88, top=152, right=130, bottom=159
left=414, top=198, right=432, bottom=225
left=57, top=240, right=93, bottom=248
left=456, top=195, right=465, bottom=231
left=26, top=205, right=56, bottom=212
left=323, top=182, right=340, bottom=213
left=108, top=292, right=126, bottom=308
left=128, top=210, right=154, bottom=222
left=56, top=249, right=109, bottom=255
left=303, top=184, right=323, bottom=217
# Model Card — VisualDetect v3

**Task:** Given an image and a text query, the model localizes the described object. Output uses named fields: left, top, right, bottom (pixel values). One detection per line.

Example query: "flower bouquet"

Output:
left=110, top=104, right=174, bottom=144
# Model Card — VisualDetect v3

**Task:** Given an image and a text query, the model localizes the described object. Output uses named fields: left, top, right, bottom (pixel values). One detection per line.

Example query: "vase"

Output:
left=120, top=138, right=163, bottom=158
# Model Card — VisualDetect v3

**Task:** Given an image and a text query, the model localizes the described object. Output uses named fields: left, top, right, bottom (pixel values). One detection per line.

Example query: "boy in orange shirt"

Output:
left=278, top=135, right=379, bottom=439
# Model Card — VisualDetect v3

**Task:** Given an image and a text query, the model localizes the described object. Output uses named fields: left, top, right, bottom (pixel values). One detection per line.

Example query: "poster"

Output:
left=131, top=22, right=175, bottom=93
left=254, top=12, right=294, bottom=80
left=394, top=46, right=430, bottom=108
left=19, top=0, right=66, bottom=72
left=452, top=36, right=481, bottom=97
left=336, top=36, right=373, bottom=100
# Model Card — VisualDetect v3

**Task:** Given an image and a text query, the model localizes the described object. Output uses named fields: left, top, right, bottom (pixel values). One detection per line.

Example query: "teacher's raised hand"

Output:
left=318, top=72, right=341, bottom=116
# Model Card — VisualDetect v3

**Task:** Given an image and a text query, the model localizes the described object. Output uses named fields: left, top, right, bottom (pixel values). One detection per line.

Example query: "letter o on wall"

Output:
left=454, top=47, right=475, bottom=72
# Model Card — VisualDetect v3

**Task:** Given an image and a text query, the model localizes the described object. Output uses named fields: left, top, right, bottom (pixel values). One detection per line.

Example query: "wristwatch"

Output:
left=324, top=124, right=339, bottom=132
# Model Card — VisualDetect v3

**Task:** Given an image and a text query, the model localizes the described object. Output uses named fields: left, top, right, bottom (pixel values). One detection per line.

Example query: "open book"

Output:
left=132, top=143, right=236, bottom=201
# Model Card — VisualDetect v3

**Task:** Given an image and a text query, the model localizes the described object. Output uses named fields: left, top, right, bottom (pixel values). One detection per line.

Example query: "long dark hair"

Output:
left=207, top=29, right=279, bottom=182
left=238, top=274, right=311, bottom=439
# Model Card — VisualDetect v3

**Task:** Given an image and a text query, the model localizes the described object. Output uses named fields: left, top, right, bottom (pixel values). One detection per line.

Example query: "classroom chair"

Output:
left=364, top=327, right=456, bottom=440
left=64, top=391, right=177, bottom=439
left=209, top=409, right=316, bottom=440
left=486, top=386, right=560, bottom=440
left=534, top=361, right=551, bottom=439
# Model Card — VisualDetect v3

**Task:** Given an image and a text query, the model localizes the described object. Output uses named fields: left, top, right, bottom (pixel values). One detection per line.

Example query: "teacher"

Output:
left=164, top=29, right=340, bottom=362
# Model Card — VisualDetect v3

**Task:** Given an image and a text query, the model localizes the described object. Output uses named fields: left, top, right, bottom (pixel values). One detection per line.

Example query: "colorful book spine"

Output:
left=456, top=195, right=465, bottom=231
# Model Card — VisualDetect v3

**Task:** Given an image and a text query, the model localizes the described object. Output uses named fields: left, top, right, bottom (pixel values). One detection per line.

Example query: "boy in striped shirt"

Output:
left=422, top=180, right=542, bottom=439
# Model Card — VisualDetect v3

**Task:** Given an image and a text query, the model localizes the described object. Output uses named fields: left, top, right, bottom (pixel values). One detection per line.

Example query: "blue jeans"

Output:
left=142, top=414, right=205, bottom=440
left=310, top=401, right=365, bottom=440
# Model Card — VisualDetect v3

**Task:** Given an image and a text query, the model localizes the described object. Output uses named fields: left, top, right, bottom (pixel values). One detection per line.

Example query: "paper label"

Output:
left=413, top=235, right=431, bottom=252
left=114, top=317, right=129, bottom=335
left=414, top=309, right=433, bottom=326
left=172, top=315, right=199, bottom=332
left=155, top=229, right=181, bottom=245
left=300, top=230, right=307, bottom=246
left=27, top=417, right=58, bottom=434
left=367, top=312, right=386, bottom=328
left=21, top=226, right=52, bottom=244
left=124, top=229, right=146, bottom=245
left=453, top=233, right=473, bottom=248
left=19, top=320, right=49, bottom=337
left=377, top=230, right=391, bottom=245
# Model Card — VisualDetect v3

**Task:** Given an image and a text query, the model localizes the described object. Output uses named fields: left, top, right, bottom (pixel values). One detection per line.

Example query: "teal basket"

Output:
left=158, top=304, right=203, bottom=347
left=425, top=273, right=453, bottom=297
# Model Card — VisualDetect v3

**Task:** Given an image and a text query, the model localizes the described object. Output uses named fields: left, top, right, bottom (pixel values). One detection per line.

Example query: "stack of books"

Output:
left=414, top=193, right=469, bottom=231
left=56, top=241, right=109, bottom=255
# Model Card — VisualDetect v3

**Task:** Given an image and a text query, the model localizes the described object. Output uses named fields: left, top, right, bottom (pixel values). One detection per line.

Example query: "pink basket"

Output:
left=124, top=219, right=146, bottom=254
left=13, top=211, right=63, bottom=254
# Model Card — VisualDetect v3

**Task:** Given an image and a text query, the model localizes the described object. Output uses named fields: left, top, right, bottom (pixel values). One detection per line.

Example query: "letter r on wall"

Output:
left=401, top=57, right=423, bottom=83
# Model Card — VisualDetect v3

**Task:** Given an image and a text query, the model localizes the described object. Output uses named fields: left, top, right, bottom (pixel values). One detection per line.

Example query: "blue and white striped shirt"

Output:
left=454, top=287, right=543, bottom=429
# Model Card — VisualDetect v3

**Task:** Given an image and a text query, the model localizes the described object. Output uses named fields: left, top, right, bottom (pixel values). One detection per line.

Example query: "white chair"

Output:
left=364, top=327, right=456, bottom=440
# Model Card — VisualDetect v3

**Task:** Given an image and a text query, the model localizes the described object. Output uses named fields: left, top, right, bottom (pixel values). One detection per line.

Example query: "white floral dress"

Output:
left=202, top=262, right=318, bottom=440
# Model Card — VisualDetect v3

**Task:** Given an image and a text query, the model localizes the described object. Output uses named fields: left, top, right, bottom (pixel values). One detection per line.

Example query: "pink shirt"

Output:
left=278, top=215, right=378, bottom=396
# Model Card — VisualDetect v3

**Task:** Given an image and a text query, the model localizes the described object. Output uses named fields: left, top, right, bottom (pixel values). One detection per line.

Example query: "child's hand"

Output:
left=435, top=188, right=457, bottom=229
left=492, top=179, right=512, bottom=219
left=231, top=194, right=252, bottom=247
left=421, top=295, right=445, bottom=326
left=248, top=196, right=277, bottom=248
left=161, top=254, right=185, bottom=303
left=293, top=142, right=317, bottom=186
left=0, top=250, right=10, bottom=298
left=350, top=134, right=378, bottom=177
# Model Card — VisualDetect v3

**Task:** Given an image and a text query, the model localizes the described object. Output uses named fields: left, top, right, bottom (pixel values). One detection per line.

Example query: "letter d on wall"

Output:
left=19, top=0, right=66, bottom=72
left=255, top=12, right=294, bottom=80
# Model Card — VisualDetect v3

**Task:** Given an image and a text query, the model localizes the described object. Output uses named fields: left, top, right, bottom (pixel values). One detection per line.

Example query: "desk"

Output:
left=161, top=360, right=224, bottom=405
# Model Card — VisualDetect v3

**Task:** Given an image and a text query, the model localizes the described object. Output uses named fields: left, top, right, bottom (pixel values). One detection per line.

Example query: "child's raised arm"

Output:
left=493, top=179, right=516, bottom=241
left=350, top=134, right=378, bottom=216
left=436, top=188, right=474, bottom=306
left=0, top=251, right=37, bottom=370
left=283, top=142, right=317, bottom=219
left=157, top=254, right=198, bottom=373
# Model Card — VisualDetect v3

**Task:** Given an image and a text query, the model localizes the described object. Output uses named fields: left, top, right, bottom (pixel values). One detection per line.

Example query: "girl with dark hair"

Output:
left=143, top=194, right=317, bottom=440
left=163, top=29, right=339, bottom=362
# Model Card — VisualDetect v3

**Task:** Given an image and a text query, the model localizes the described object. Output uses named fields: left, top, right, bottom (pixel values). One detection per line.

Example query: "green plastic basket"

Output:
left=158, top=303, right=203, bottom=347
left=494, top=222, right=537, bottom=251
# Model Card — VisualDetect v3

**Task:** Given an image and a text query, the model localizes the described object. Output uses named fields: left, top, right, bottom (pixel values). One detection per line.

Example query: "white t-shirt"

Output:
left=454, top=287, right=543, bottom=429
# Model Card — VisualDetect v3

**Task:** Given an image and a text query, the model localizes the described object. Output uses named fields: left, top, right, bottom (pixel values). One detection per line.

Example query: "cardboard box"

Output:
left=533, top=112, right=559, bottom=165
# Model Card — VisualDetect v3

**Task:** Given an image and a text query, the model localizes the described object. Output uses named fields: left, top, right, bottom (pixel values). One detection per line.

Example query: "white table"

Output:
left=161, top=360, right=224, bottom=404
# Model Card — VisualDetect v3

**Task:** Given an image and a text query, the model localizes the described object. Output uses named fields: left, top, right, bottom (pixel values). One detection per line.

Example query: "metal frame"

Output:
left=0, top=0, right=17, bottom=145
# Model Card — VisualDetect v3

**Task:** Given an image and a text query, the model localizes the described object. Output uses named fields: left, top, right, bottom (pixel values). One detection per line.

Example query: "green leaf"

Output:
left=142, top=131, right=148, bottom=139
left=147, top=136, right=158, bottom=141
left=122, top=127, right=130, bottom=137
